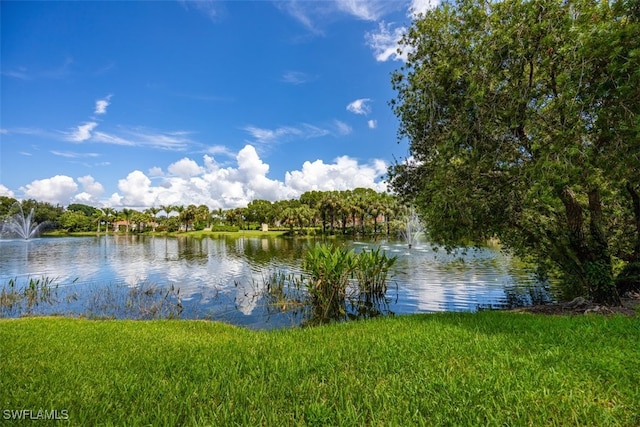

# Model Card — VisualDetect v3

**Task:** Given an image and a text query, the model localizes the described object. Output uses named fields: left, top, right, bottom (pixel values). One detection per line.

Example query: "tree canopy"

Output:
left=388, top=0, right=640, bottom=304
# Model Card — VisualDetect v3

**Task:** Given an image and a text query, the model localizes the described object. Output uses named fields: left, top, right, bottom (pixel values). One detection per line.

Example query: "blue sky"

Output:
left=1, top=0, right=436, bottom=209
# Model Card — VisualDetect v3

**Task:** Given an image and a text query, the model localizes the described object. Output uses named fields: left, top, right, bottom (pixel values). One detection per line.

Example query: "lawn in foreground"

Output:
left=1, top=312, right=638, bottom=426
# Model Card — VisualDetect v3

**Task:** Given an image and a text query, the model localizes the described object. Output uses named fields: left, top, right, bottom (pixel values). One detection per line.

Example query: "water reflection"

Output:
left=0, top=236, right=553, bottom=328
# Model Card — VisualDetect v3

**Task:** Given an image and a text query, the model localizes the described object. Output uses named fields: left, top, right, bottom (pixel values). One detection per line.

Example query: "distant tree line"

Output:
left=0, top=189, right=410, bottom=237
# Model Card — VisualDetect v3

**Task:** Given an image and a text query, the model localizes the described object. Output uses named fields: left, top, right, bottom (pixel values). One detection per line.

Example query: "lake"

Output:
left=0, top=235, right=553, bottom=328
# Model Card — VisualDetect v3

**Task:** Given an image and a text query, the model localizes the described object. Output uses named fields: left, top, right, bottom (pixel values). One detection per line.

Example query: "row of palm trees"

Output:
left=87, top=188, right=410, bottom=236
left=92, top=205, right=217, bottom=234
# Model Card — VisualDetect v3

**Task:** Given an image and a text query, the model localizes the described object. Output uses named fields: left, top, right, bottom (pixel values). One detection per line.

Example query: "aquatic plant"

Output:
left=303, top=244, right=356, bottom=321
left=0, top=277, right=60, bottom=316
left=354, top=247, right=397, bottom=295
left=301, top=244, right=398, bottom=324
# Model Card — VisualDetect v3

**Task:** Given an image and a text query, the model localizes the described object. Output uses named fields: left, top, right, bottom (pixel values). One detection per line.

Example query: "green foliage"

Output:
left=303, top=245, right=356, bottom=321
left=302, top=244, right=397, bottom=323
left=58, top=210, right=93, bottom=232
left=354, top=247, right=397, bottom=295
left=389, top=0, right=640, bottom=304
left=67, top=203, right=98, bottom=217
left=1, top=314, right=638, bottom=425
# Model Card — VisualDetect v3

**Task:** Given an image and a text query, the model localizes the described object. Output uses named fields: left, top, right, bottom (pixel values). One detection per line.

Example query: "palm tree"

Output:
left=172, top=205, right=185, bottom=231
left=93, top=208, right=105, bottom=234
left=102, top=207, right=116, bottom=234
left=159, top=204, right=174, bottom=218
left=281, top=207, right=298, bottom=234
left=121, top=208, right=133, bottom=234
left=180, top=205, right=197, bottom=232
left=145, top=207, right=161, bottom=232
left=196, top=204, right=210, bottom=229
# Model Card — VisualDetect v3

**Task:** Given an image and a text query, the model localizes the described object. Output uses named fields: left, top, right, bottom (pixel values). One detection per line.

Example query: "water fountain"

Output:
left=1, top=202, right=48, bottom=240
left=400, top=207, right=424, bottom=249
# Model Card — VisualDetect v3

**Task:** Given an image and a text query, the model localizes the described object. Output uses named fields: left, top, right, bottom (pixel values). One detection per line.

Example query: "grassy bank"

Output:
left=1, top=313, right=638, bottom=426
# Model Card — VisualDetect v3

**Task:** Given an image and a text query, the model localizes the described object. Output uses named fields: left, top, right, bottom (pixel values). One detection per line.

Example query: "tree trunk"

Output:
left=586, top=188, right=619, bottom=305
left=558, top=186, right=619, bottom=305
left=626, top=183, right=640, bottom=261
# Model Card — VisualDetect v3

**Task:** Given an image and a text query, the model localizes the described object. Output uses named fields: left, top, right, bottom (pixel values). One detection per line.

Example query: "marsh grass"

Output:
left=1, top=312, right=638, bottom=426
left=0, top=278, right=183, bottom=320
left=0, top=277, right=61, bottom=316
left=84, top=282, right=184, bottom=319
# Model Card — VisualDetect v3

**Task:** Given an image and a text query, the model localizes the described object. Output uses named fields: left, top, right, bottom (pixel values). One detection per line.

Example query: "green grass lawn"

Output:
left=1, top=312, right=638, bottom=426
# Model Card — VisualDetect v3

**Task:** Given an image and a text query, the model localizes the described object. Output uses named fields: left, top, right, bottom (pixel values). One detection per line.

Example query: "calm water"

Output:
left=0, top=235, right=553, bottom=328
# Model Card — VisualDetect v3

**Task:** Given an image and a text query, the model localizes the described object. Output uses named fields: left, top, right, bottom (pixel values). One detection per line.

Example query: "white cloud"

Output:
left=94, top=94, right=112, bottom=115
left=365, top=22, right=408, bottom=62
left=277, top=0, right=402, bottom=33
left=93, top=128, right=194, bottom=150
left=73, top=176, right=105, bottom=205
left=346, top=98, right=372, bottom=115
left=243, top=123, right=333, bottom=144
left=66, top=122, right=98, bottom=142
left=205, top=145, right=235, bottom=157
left=77, top=175, right=104, bottom=196
left=409, top=0, right=439, bottom=18
left=148, top=167, right=164, bottom=177
left=335, top=0, right=394, bottom=21
left=92, top=131, right=135, bottom=146
left=285, top=155, right=388, bottom=193
left=0, top=184, right=15, bottom=198
left=168, top=157, right=203, bottom=177
left=368, top=119, right=377, bottom=129
left=276, top=0, right=325, bottom=35
left=11, top=145, right=388, bottom=209
left=20, top=175, right=78, bottom=205
left=243, top=125, right=302, bottom=144
left=115, top=171, right=155, bottom=207
left=334, top=120, right=353, bottom=136
left=51, top=151, right=100, bottom=158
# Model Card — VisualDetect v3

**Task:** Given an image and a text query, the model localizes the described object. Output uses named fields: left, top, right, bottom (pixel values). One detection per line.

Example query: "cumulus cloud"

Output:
left=285, top=155, right=387, bottom=193
left=0, top=184, right=15, bottom=198
left=168, top=157, right=203, bottom=177
left=346, top=98, right=372, bottom=115
left=66, top=122, right=98, bottom=142
left=368, top=119, right=377, bottom=129
left=365, top=22, right=408, bottom=62
left=20, top=175, right=78, bottom=205
left=148, top=167, right=164, bottom=177
left=9, top=145, right=388, bottom=209
left=77, top=175, right=104, bottom=196
left=94, top=94, right=112, bottom=115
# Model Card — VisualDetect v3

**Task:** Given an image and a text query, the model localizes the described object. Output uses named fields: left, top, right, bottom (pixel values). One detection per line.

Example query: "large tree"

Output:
left=388, top=0, right=639, bottom=304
